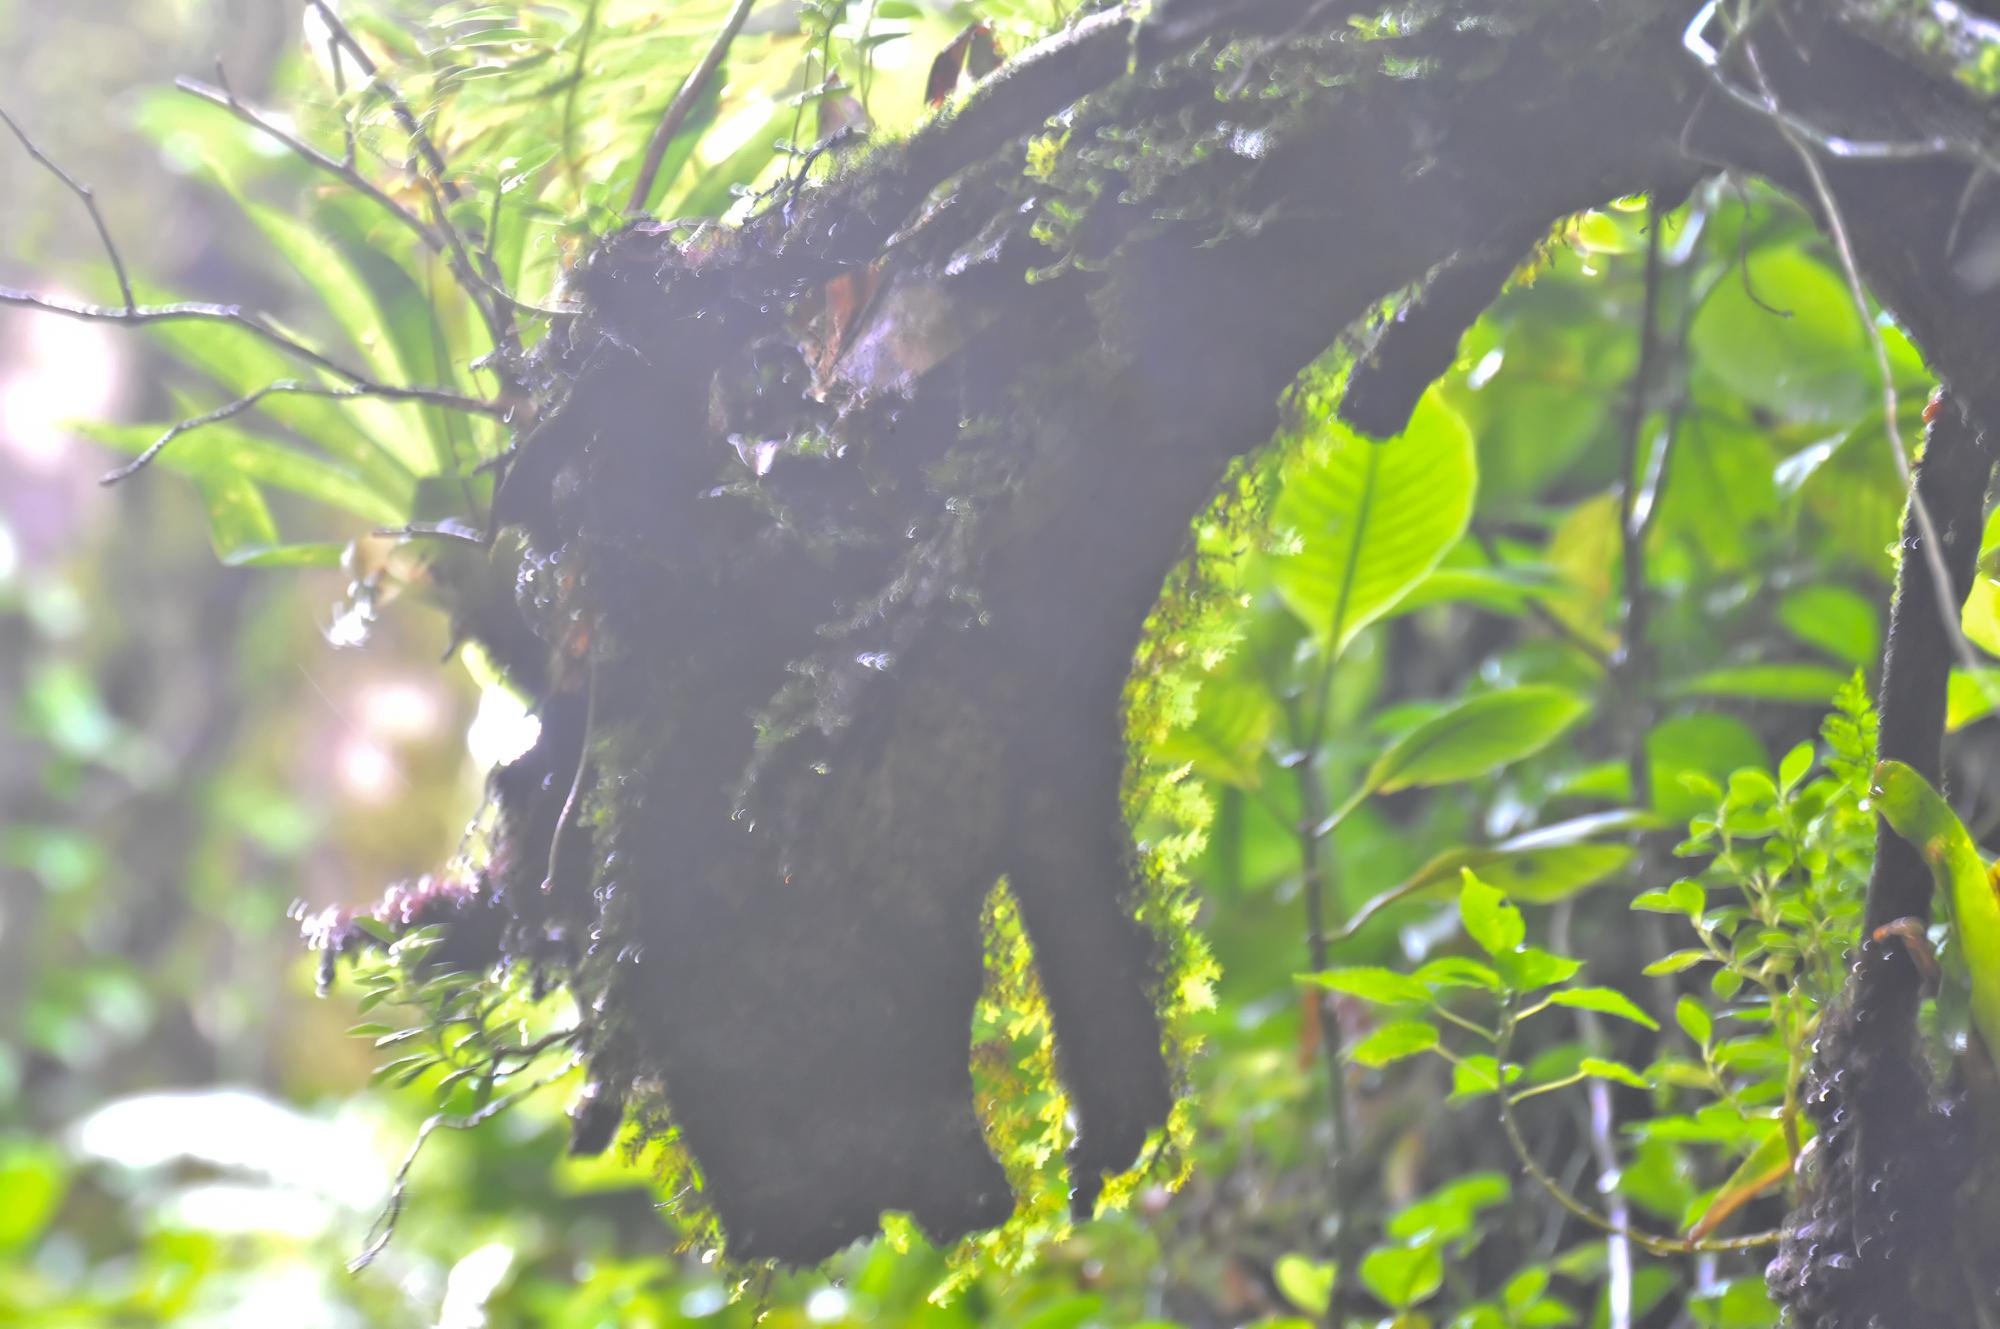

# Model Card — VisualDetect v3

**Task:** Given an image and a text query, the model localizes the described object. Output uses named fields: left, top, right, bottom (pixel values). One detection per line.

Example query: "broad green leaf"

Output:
left=1690, top=1278, right=1781, bottom=1329
left=1271, top=388, right=1475, bottom=655
left=1459, top=870, right=1525, bottom=959
left=1153, top=678, right=1276, bottom=789
left=1365, top=686, right=1586, bottom=794
left=1546, top=986, right=1660, bottom=1031
left=1675, top=995, right=1713, bottom=1048
left=1413, top=957, right=1503, bottom=992
left=1777, top=584, right=1880, bottom=667
left=1669, top=664, right=1847, bottom=704
left=1450, top=1055, right=1515, bottom=1098
left=1445, top=299, right=1629, bottom=508
left=1349, top=1020, right=1440, bottom=1068
left=190, top=471, right=280, bottom=563
left=244, top=200, right=454, bottom=474
left=1871, top=759, right=2000, bottom=1061
left=0, top=1139, right=67, bottom=1253
left=1273, top=1254, right=1335, bottom=1317
left=1386, top=1173, right=1510, bottom=1244
left=1577, top=1057, right=1650, bottom=1089
left=1501, top=947, right=1581, bottom=992
left=1947, top=668, right=2000, bottom=732
left=1302, top=966, right=1430, bottom=1006
left=1642, top=949, right=1714, bottom=976
left=1359, top=1243, right=1444, bottom=1311
left=1690, top=248, right=1875, bottom=422
left=1645, top=713, right=1766, bottom=822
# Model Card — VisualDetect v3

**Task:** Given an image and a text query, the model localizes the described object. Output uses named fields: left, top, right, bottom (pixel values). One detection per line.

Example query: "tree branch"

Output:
left=297, top=0, right=521, bottom=365
left=0, top=108, right=136, bottom=312
left=626, top=0, right=757, bottom=215
left=99, top=380, right=504, bottom=487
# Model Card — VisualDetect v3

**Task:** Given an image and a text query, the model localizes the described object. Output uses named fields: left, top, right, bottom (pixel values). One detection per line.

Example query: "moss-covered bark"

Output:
left=315, top=0, right=2000, bottom=1291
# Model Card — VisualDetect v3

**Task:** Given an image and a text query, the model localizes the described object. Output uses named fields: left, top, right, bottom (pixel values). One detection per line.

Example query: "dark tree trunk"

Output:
left=325, top=0, right=2000, bottom=1298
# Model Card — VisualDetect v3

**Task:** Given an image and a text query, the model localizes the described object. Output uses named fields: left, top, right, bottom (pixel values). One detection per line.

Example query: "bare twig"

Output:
left=1494, top=1015, right=1783, bottom=1257
left=1470, top=526, right=1615, bottom=671
left=298, top=0, right=521, bottom=363
left=2, top=87, right=505, bottom=447
left=100, top=380, right=501, bottom=486
left=544, top=662, right=600, bottom=897
left=627, top=0, right=758, bottom=215
left=1682, top=0, right=1994, bottom=170
left=0, top=108, right=136, bottom=311
left=181, top=73, right=579, bottom=323
left=1731, top=38, right=1998, bottom=714
left=1284, top=691, right=1361, bottom=1327
left=560, top=0, right=604, bottom=186
left=349, top=1053, right=580, bottom=1273
left=177, top=74, right=444, bottom=261
left=0, top=287, right=462, bottom=402
left=303, top=0, right=458, bottom=196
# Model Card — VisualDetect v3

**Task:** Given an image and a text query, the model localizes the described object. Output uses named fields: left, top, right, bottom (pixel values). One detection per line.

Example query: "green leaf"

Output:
left=1871, top=759, right=2000, bottom=1061
left=1500, top=947, right=1582, bottom=992
left=1302, top=967, right=1431, bottom=1006
left=1689, top=248, right=1875, bottom=423
left=1272, top=387, right=1475, bottom=655
left=1386, top=1173, right=1510, bottom=1244
left=1778, top=741, right=1815, bottom=793
left=1545, top=987, right=1660, bottom=1030
left=1153, top=677, right=1276, bottom=789
left=1412, top=957, right=1503, bottom=992
left=1947, top=668, right=2000, bottom=732
left=1643, top=949, right=1713, bottom=976
left=1646, top=713, right=1766, bottom=822
left=1675, top=995, right=1713, bottom=1047
left=191, top=471, right=281, bottom=563
left=1459, top=870, right=1526, bottom=959
left=1365, top=686, right=1587, bottom=794
left=1777, top=584, right=1880, bottom=668
left=1359, top=1244, right=1444, bottom=1311
left=0, top=1139, right=68, bottom=1253
left=1450, top=1055, right=1516, bottom=1098
left=1273, top=1254, right=1336, bottom=1316
left=1578, top=1057, right=1650, bottom=1089
left=1669, top=664, right=1848, bottom=704
left=1349, top=1020, right=1440, bottom=1068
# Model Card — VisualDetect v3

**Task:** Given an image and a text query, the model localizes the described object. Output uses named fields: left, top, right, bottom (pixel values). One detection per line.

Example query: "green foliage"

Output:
left=14, top=1, right=2000, bottom=1325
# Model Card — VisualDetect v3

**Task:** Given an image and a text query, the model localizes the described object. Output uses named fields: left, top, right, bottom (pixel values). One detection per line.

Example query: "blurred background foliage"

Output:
left=0, top=2, right=1991, bottom=1326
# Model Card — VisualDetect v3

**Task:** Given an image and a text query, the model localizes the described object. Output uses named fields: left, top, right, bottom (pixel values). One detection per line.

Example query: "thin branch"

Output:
left=100, top=380, right=498, bottom=486
left=298, top=0, right=521, bottom=363
left=1682, top=0, right=1994, bottom=170
left=1470, top=526, right=1614, bottom=671
left=0, top=108, right=136, bottom=311
left=181, top=74, right=580, bottom=325
left=1495, top=1015, right=1782, bottom=1257
left=303, top=0, right=458, bottom=197
left=177, top=74, right=444, bottom=260
left=627, top=0, right=758, bottom=215
left=348, top=1053, right=579, bottom=1273
left=544, top=661, right=600, bottom=897
left=560, top=0, right=604, bottom=186
left=2, top=287, right=393, bottom=389
left=1284, top=689, right=1361, bottom=1327
left=1734, top=38, right=1997, bottom=713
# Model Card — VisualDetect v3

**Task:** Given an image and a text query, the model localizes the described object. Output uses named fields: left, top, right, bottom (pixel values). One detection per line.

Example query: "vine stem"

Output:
left=1287, top=691, right=1360, bottom=1327
left=1493, top=1012, right=1783, bottom=1258
left=627, top=0, right=758, bottom=215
